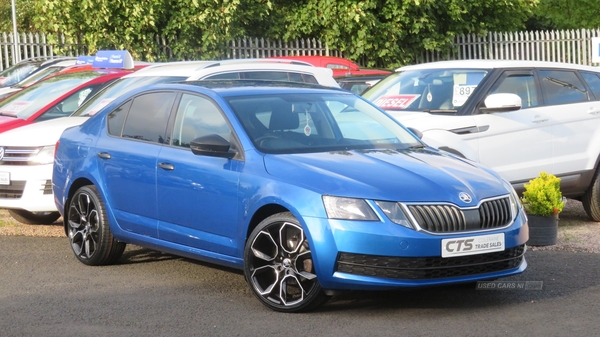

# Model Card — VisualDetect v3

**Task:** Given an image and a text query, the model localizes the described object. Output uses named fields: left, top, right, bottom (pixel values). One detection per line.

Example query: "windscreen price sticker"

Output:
left=452, top=84, right=477, bottom=107
left=0, top=172, right=10, bottom=185
left=442, top=233, right=505, bottom=258
left=0, top=101, right=32, bottom=115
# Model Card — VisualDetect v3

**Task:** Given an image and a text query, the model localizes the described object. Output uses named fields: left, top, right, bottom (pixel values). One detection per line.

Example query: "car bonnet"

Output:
left=262, top=148, right=506, bottom=206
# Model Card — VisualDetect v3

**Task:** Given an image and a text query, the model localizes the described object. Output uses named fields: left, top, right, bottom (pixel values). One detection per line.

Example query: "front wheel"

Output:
left=8, top=209, right=61, bottom=225
left=244, top=212, right=329, bottom=312
left=582, top=170, right=600, bottom=221
left=67, top=185, right=125, bottom=266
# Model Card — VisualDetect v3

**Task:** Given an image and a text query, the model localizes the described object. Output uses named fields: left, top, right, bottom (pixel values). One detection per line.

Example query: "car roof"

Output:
left=148, top=79, right=346, bottom=97
left=183, top=62, right=338, bottom=87
left=397, top=59, right=600, bottom=72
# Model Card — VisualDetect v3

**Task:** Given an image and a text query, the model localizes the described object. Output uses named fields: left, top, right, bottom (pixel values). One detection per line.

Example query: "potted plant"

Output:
left=521, top=172, right=565, bottom=246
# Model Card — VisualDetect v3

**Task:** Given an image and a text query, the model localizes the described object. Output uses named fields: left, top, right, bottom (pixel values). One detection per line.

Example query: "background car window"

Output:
left=205, top=73, right=240, bottom=80
left=580, top=71, right=600, bottom=100
left=107, top=101, right=132, bottom=136
left=242, top=71, right=290, bottom=81
left=489, top=74, right=538, bottom=108
left=74, top=76, right=187, bottom=117
left=171, top=93, right=232, bottom=148
left=36, top=84, right=103, bottom=122
left=121, top=92, right=176, bottom=143
left=539, top=70, right=588, bottom=105
left=288, top=72, right=318, bottom=84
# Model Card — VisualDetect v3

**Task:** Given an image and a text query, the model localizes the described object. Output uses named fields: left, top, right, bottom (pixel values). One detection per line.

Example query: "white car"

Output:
left=363, top=59, right=600, bottom=221
left=0, top=59, right=339, bottom=224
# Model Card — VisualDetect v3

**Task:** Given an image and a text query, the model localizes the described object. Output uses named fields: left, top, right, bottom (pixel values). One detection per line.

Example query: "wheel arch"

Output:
left=62, top=177, right=95, bottom=236
left=245, top=203, right=290, bottom=242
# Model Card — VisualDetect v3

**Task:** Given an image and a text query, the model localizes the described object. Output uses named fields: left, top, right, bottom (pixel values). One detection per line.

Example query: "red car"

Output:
left=0, top=67, right=136, bottom=133
left=269, top=55, right=391, bottom=77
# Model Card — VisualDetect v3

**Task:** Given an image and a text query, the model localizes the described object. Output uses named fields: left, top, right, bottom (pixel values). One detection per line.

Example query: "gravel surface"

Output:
left=1, top=199, right=599, bottom=252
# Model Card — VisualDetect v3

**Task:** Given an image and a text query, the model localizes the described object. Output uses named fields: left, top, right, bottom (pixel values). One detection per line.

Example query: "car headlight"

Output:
left=504, top=180, right=522, bottom=220
left=375, top=200, right=414, bottom=229
left=32, top=145, right=56, bottom=165
left=322, top=196, right=378, bottom=221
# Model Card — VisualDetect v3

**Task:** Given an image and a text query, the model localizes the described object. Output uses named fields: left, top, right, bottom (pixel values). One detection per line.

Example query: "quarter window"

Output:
left=539, top=70, right=588, bottom=105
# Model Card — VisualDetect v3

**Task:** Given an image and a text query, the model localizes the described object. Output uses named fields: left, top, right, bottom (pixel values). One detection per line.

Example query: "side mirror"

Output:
left=480, top=93, right=522, bottom=114
left=190, top=134, right=236, bottom=158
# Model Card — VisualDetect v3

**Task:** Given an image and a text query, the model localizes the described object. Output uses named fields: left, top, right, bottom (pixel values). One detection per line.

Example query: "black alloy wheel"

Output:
left=67, top=185, right=125, bottom=266
left=244, top=212, right=329, bottom=312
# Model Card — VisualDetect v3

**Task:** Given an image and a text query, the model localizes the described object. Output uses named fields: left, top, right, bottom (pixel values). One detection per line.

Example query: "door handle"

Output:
left=531, top=115, right=549, bottom=123
left=588, top=109, right=600, bottom=115
left=158, top=162, right=175, bottom=170
left=97, top=152, right=111, bottom=159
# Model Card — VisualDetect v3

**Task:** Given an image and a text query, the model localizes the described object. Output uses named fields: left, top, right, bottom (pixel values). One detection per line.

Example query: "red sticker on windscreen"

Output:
left=373, top=95, right=420, bottom=110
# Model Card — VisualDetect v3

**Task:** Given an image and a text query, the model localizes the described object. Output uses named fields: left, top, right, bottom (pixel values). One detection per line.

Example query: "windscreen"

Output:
left=227, top=92, right=421, bottom=154
left=363, top=68, right=490, bottom=112
left=0, top=71, right=102, bottom=119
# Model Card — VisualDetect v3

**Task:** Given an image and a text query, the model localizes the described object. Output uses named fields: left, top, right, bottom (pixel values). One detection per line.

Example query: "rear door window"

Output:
left=538, top=69, right=588, bottom=105
left=580, top=71, right=600, bottom=100
left=108, top=92, right=176, bottom=143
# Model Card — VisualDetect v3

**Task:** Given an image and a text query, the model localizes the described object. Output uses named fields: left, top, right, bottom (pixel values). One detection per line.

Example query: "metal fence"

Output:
left=418, top=29, right=600, bottom=66
left=2, top=29, right=600, bottom=71
left=228, top=38, right=343, bottom=59
left=0, top=32, right=87, bottom=70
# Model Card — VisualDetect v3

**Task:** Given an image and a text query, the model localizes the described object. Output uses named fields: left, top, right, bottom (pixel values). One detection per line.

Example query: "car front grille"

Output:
left=407, top=197, right=512, bottom=233
left=0, top=181, right=26, bottom=198
left=0, top=147, right=40, bottom=166
left=336, top=245, right=525, bottom=280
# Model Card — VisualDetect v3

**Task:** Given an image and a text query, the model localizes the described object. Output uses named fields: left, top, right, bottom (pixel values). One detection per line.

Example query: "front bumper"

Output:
left=0, top=164, right=56, bottom=212
left=304, top=210, right=529, bottom=290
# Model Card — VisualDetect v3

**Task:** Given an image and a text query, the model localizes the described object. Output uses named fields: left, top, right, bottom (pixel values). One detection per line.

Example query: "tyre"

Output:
left=582, top=170, right=600, bottom=221
left=244, top=212, right=329, bottom=312
left=8, top=209, right=61, bottom=225
left=67, top=185, right=125, bottom=266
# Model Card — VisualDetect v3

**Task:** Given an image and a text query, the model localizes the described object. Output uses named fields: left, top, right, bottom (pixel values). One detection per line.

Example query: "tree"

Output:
left=526, top=0, right=600, bottom=30
left=0, top=0, right=38, bottom=32
left=32, top=0, right=537, bottom=67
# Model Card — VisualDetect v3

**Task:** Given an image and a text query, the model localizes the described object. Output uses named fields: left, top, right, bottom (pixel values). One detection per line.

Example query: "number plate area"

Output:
left=0, top=172, right=9, bottom=185
left=441, top=233, right=505, bottom=258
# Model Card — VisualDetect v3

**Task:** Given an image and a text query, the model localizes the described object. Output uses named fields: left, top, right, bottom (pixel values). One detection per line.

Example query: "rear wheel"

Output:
left=7, top=209, right=61, bottom=225
left=582, top=170, right=600, bottom=221
left=244, top=212, right=329, bottom=312
left=67, top=185, right=125, bottom=265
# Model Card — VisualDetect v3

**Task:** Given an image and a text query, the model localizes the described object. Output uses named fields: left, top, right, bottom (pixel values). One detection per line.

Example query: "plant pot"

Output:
left=526, top=214, right=558, bottom=246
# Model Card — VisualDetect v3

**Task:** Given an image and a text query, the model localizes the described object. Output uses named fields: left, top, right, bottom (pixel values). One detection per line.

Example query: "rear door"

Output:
left=95, top=91, right=176, bottom=237
left=542, top=69, right=600, bottom=179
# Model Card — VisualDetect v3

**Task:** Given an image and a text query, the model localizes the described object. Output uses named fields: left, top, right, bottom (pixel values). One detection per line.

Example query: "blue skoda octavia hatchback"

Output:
left=53, top=80, right=528, bottom=312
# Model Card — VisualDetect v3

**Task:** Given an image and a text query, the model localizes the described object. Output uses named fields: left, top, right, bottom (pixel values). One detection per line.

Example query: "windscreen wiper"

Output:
left=421, top=109, right=457, bottom=113
left=0, top=112, right=18, bottom=118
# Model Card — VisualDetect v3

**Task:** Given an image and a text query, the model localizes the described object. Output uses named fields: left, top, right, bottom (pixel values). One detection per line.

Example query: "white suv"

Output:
left=363, top=60, right=600, bottom=221
left=0, top=59, right=339, bottom=224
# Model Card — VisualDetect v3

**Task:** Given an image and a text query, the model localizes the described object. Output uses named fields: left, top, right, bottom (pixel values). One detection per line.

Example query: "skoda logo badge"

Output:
left=459, top=192, right=472, bottom=203
left=0, top=147, right=4, bottom=161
